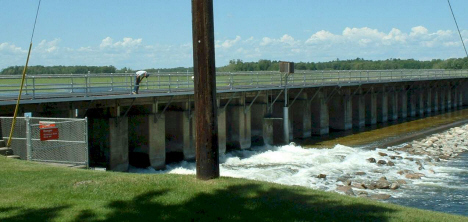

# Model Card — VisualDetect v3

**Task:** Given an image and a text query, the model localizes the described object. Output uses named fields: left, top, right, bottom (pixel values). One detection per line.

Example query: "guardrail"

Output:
left=1, top=69, right=467, bottom=101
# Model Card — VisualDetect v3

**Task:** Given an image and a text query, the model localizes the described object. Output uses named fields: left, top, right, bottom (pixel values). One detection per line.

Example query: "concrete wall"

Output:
left=329, top=89, right=352, bottom=131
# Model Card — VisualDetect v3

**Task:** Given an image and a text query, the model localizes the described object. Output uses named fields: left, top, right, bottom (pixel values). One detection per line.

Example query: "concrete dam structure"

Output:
left=1, top=70, right=467, bottom=171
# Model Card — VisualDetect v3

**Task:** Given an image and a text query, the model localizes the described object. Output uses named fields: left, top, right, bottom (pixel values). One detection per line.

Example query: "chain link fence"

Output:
left=0, top=117, right=88, bottom=167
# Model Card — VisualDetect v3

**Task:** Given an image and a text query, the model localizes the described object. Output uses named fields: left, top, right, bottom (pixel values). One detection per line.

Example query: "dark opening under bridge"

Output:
left=1, top=69, right=468, bottom=171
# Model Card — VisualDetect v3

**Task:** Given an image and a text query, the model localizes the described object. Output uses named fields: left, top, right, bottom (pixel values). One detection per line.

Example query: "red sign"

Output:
left=39, top=121, right=56, bottom=129
left=40, top=128, right=59, bottom=141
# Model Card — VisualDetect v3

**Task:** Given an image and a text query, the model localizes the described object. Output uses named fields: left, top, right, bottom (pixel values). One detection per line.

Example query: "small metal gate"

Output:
left=0, top=117, right=88, bottom=167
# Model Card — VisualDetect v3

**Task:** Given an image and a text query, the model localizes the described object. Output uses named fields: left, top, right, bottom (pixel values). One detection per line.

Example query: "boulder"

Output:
left=405, top=173, right=423, bottom=179
left=336, top=186, right=355, bottom=196
left=370, top=194, right=392, bottom=200
left=378, top=152, right=388, bottom=157
left=396, top=179, right=407, bottom=185
left=390, top=183, right=400, bottom=190
left=387, top=161, right=395, bottom=166
left=377, top=160, right=387, bottom=165
left=352, top=183, right=367, bottom=189
left=317, top=174, right=327, bottom=179
left=355, top=171, right=366, bottom=176
left=367, top=158, right=376, bottom=163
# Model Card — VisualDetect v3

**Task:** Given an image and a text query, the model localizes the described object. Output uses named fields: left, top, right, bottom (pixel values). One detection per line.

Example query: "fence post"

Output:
left=32, top=76, right=36, bottom=99
left=26, top=116, right=32, bottom=161
left=84, top=117, right=89, bottom=169
left=85, top=75, right=89, bottom=97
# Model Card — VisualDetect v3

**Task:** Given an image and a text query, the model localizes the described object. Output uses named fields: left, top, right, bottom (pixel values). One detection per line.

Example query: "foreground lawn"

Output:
left=0, top=158, right=466, bottom=222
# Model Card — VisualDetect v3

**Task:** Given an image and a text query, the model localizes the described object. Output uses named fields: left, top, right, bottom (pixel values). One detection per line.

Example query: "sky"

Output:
left=1, top=0, right=468, bottom=70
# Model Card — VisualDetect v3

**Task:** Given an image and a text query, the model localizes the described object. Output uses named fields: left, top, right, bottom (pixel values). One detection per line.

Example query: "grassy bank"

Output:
left=0, top=158, right=467, bottom=221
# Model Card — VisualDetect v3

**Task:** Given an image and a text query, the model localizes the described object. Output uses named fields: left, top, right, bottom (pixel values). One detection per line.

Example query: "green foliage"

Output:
left=0, top=65, right=118, bottom=75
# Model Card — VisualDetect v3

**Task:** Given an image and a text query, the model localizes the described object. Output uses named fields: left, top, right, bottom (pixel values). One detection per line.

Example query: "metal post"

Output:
left=32, top=76, right=36, bottom=99
left=192, top=0, right=219, bottom=180
left=26, top=116, right=32, bottom=160
left=84, top=117, right=89, bottom=169
left=85, top=75, right=89, bottom=97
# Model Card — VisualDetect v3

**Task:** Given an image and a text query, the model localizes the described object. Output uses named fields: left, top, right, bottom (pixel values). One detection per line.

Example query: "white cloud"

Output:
left=1, top=26, right=468, bottom=70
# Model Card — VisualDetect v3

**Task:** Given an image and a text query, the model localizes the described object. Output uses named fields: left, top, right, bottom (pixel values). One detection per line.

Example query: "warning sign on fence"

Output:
left=40, top=128, right=59, bottom=141
left=39, top=121, right=56, bottom=129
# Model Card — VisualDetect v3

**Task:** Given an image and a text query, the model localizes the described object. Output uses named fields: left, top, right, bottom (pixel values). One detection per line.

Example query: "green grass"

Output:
left=0, top=158, right=467, bottom=222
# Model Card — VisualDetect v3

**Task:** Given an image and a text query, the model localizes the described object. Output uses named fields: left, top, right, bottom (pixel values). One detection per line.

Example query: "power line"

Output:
left=447, top=0, right=468, bottom=58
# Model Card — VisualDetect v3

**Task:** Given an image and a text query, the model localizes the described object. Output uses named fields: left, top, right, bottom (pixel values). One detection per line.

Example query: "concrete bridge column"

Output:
left=377, top=87, right=388, bottom=123
left=387, top=88, right=398, bottom=121
left=109, top=116, right=129, bottom=172
left=148, top=114, right=166, bottom=170
left=452, top=87, right=458, bottom=109
left=416, top=89, right=424, bottom=116
left=457, top=87, right=463, bottom=107
left=226, top=96, right=251, bottom=149
left=397, top=86, right=408, bottom=118
left=329, top=88, right=352, bottom=131
left=446, top=88, right=452, bottom=110
left=365, top=88, right=377, bottom=125
left=352, top=88, right=365, bottom=128
left=165, top=110, right=195, bottom=161
left=292, top=99, right=312, bottom=139
left=311, top=90, right=329, bottom=135
left=250, top=96, right=267, bottom=145
left=439, top=89, right=446, bottom=111
left=424, top=88, right=432, bottom=114
left=431, top=89, right=439, bottom=112
left=407, top=89, right=417, bottom=117
left=217, top=103, right=227, bottom=154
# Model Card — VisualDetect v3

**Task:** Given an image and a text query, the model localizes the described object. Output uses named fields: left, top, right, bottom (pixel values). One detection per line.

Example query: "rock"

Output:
left=375, top=180, right=391, bottom=189
left=379, top=177, right=387, bottom=181
left=389, top=156, right=396, bottom=160
left=352, top=183, right=367, bottom=189
left=370, top=194, right=392, bottom=200
left=404, top=157, right=414, bottom=161
left=336, top=175, right=351, bottom=182
left=396, top=179, right=407, bottom=185
left=336, top=186, right=355, bottom=196
left=434, top=157, right=440, bottom=162
left=387, top=161, right=395, bottom=166
left=344, top=180, right=352, bottom=186
left=405, top=173, right=423, bottom=179
left=377, top=160, right=387, bottom=165
left=398, top=170, right=413, bottom=175
left=356, top=191, right=368, bottom=197
left=317, top=174, right=327, bottom=179
left=355, top=171, right=366, bottom=176
left=378, top=152, right=388, bottom=157
left=390, top=183, right=400, bottom=190
left=403, top=144, right=412, bottom=148
left=367, top=158, right=376, bottom=163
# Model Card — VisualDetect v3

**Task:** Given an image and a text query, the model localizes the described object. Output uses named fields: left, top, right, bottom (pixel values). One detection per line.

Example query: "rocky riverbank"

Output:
left=332, top=124, right=468, bottom=199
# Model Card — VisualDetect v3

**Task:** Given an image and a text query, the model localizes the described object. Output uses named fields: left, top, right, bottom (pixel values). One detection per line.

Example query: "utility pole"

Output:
left=191, top=0, right=220, bottom=180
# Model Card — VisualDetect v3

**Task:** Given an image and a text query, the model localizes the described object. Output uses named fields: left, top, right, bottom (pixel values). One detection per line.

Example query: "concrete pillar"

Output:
left=263, top=118, right=275, bottom=145
left=365, top=89, right=377, bottom=125
left=183, top=111, right=195, bottom=160
left=148, top=115, right=165, bottom=170
left=109, top=117, right=129, bottom=172
left=217, top=109, right=226, bottom=154
left=251, top=101, right=267, bottom=145
left=424, top=88, right=432, bottom=114
left=311, top=90, right=329, bottom=135
left=439, top=89, right=446, bottom=111
left=165, top=111, right=194, bottom=160
left=329, top=89, right=352, bottom=131
left=377, top=88, right=388, bottom=123
left=458, top=88, right=463, bottom=107
left=416, top=89, right=424, bottom=116
left=452, top=87, right=458, bottom=109
left=398, top=87, right=408, bottom=118
left=431, top=89, right=439, bottom=112
left=227, top=105, right=251, bottom=149
left=446, top=88, right=452, bottom=110
left=388, top=90, right=398, bottom=121
left=352, top=88, right=365, bottom=128
left=407, top=90, right=416, bottom=117
left=292, top=100, right=312, bottom=139
left=283, top=106, right=290, bottom=143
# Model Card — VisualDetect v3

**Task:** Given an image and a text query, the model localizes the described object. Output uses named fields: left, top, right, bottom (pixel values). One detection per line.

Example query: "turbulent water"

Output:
left=130, top=140, right=468, bottom=216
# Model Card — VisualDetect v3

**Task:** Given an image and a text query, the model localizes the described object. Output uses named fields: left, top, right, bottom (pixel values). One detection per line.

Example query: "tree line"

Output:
left=1, top=57, right=468, bottom=75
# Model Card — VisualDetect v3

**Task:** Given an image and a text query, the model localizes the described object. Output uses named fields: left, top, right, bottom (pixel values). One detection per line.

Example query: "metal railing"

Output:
left=1, top=69, right=467, bottom=101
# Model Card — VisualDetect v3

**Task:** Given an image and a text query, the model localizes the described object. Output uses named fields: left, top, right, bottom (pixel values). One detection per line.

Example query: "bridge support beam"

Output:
left=330, top=89, right=352, bottom=131
left=446, top=88, right=452, bottom=110
left=109, top=117, right=129, bottom=172
left=439, top=89, right=446, bottom=111
left=365, top=88, right=377, bottom=125
left=292, top=99, right=312, bottom=139
left=227, top=100, right=251, bottom=149
left=398, top=87, right=408, bottom=118
left=424, top=88, right=432, bottom=114
left=352, top=88, right=365, bottom=128
left=457, top=87, right=463, bottom=107
left=416, top=89, right=424, bottom=116
left=408, top=89, right=417, bottom=117
left=452, top=87, right=458, bottom=109
left=217, top=108, right=227, bottom=155
left=165, top=111, right=195, bottom=161
left=148, top=115, right=166, bottom=170
left=431, top=89, right=439, bottom=112
left=388, top=89, right=398, bottom=121
left=377, top=87, right=388, bottom=123
left=311, top=90, right=329, bottom=135
left=250, top=97, right=267, bottom=145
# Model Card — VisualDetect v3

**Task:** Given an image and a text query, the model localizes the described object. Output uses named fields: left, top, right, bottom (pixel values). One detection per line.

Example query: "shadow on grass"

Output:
left=76, top=184, right=396, bottom=222
left=0, top=206, right=68, bottom=222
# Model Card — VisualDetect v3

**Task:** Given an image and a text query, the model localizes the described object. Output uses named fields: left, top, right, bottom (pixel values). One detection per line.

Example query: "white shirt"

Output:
left=136, top=70, right=147, bottom=77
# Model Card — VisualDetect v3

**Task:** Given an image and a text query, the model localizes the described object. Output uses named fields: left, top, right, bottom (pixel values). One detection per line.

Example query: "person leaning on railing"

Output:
left=132, top=70, right=150, bottom=94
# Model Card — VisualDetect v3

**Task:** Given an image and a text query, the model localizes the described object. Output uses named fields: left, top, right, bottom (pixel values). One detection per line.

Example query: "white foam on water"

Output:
left=130, top=142, right=466, bottom=198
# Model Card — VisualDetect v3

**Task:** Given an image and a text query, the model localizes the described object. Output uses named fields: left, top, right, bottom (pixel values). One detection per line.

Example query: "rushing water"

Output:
left=130, top=109, right=468, bottom=216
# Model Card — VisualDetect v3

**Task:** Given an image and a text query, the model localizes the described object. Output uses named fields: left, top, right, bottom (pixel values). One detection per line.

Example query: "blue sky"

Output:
left=1, top=0, right=468, bottom=70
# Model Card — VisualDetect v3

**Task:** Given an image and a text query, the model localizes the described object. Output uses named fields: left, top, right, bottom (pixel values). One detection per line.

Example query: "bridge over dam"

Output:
left=1, top=69, right=468, bottom=171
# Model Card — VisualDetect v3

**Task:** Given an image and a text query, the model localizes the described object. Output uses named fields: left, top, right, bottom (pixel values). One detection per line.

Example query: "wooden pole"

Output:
left=191, top=0, right=220, bottom=180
